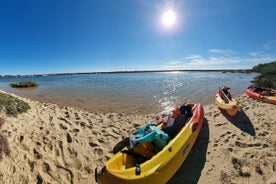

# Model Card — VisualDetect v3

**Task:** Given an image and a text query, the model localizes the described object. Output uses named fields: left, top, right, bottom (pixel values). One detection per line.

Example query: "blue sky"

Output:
left=0, top=0, right=276, bottom=75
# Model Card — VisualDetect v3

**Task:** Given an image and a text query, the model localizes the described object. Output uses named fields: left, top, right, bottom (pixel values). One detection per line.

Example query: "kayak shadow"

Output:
left=220, top=108, right=256, bottom=136
left=168, top=118, right=209, bottom=184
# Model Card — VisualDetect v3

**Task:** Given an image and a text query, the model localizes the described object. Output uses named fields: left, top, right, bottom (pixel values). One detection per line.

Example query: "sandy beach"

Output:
left=0, top=90, right=275, bottom=184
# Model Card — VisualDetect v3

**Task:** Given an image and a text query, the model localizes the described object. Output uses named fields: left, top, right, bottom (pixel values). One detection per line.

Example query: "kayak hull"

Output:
left=215, top=93, right=241, bottom=116
left=96, top=103, right=204, bottom=184
left=245, top=88, right=276, bottom=105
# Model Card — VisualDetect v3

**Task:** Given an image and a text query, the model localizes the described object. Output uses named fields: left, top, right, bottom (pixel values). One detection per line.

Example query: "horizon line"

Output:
left=0, top=69, right=252, bottom=77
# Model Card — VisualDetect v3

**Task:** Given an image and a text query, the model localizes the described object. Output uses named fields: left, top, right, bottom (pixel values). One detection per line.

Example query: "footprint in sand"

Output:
left=87, top=119, right=92, bottom=124
left=80, top=121, right=86, bottom=128
left=33, top=148, right=43, bottom=159
left=14, top=135, right=24, bottom=144
left=66, top=133, right=72, bottom=143
left=258, top=131, right=269, bottom=137
left=91, top=129, right=100, bottom=136
left=86, top=125, right=93, bottom=129
left=93, top=148, right=104, bottom=157
left=235, top=141, right=262, bottom=148
left=42, top=162, right=50, bottom=173
left=255, top=164, right=263, bottom=175
left=65, top=111, right=70, bottom=118
left=59, top=123, right=67, bottom=130
left=28, top=159, right=35, bottom=172
left=220, top=131, right=232, bottom=138
left=19, top=144, right=29, bottom=151
left=58, top=117, right=72, bottom=126
left=89, top=142, right=99, bottom=147
left=112, top=129, right=121, bottom=136
left=223, top=138, right=229, bottom=143
left=73, top=159, right=82, bottom=170
left=227, top=147, right=233, bottom=152
left=37, top=175, right=43, bottom=184
left=215, top=122, right=227, bottom=127
left=98, top=139, right=105, bottom=143
left=231, top=157, right=251, bottom=177
left=72, top=128, right=80, bottom=133
left=74, top=113, right=81, bottom=120
left=67, top=147, right=78, bottom=157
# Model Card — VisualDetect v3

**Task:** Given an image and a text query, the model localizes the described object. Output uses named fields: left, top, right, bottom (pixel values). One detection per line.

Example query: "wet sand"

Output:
left=0, top=90, right=275, bottom=184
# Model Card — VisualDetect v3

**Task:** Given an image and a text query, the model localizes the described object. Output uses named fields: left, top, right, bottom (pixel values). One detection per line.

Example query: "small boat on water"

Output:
left=245, top=87, right=276, bottom=105
left=215, top=87, right=241, bottom=116
left=95, top=103, right=204, bottom=184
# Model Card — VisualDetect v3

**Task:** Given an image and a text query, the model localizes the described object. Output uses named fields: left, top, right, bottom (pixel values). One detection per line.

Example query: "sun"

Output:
left=162, top=9, right=176, bottom=27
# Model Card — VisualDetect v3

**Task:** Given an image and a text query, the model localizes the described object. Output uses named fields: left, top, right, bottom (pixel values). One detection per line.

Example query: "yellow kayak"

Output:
left=215, top=92, right=241, bottom=116
left=95, top=103, right=204, bottom=184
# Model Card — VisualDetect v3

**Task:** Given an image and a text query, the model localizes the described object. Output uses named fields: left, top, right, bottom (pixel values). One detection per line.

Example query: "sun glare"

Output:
left=162, top=9, right=176, bottom=27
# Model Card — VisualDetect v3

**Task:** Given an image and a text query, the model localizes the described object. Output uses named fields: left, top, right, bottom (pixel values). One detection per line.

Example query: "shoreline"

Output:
left=0, top=87, right=245, bottom=116
left=0, top=90, right=275, bottom=184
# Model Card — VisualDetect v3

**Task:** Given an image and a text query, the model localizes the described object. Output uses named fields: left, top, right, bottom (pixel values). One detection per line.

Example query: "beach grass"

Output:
left=0, top=92, right=30, bottom=116
left=9, top=81, right=38, bottom=88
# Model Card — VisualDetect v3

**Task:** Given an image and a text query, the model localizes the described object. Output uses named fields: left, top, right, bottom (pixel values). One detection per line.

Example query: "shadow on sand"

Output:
left=168, top=118, right=210, bottom=184
left=0, top=117, right=11, bottom=161
left=220, top=108, right=256, bottom=136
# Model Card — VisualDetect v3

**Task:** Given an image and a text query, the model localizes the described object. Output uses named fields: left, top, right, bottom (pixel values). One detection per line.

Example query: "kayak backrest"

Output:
left=162, top=113, right=191, bottom=138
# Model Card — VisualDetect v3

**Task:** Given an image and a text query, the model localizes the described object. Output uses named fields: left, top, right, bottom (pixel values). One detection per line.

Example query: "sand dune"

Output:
left=0, top=90, right=275, bottom=184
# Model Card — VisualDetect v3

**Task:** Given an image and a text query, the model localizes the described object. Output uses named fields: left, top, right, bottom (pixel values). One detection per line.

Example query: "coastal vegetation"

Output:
left=9, top=81, right=38, bottom=88
left=250, top=61, right=276, bottom=89
left=0, top=92, right=30, bottom=116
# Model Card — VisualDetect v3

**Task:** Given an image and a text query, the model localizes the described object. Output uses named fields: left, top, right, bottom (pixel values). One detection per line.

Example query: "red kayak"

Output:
left=245, top=88, right=276, bottom=105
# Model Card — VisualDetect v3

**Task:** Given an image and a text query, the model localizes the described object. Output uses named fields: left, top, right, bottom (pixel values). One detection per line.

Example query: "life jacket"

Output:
left=130, top=123, right=169, bottom=151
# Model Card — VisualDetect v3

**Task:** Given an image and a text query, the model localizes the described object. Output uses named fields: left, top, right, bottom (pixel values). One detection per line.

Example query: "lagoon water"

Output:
left=0, top=72, right=257, bottom=114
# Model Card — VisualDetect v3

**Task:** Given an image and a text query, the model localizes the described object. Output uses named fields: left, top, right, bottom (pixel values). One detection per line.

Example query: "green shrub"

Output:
left=0, top=93, right=30, bottom=116
left=9, top=81, right=38, bottom=88
left=251, top=61, right=276, bottom=89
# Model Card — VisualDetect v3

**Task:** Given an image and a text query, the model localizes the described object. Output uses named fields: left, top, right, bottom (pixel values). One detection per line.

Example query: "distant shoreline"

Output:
left=0, top=69, right=252, bottom=78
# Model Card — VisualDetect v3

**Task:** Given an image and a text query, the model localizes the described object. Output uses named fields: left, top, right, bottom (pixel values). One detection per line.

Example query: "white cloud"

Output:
left=184, top=54, right=202, bottom=60
left=263, top=40, right=276, bottom=50
left=209, top=49, right=236, bottom=55
left=187, top=56, right=240, bottom=67
left=249, top=52, right=258, bottom=57
left=186, top=56, right=276, bottom=69
left=249, top=51, right=270, bottom=58
left=160, top=48, right=276, bottom=70
left=166, top=60, right=182, bottom=65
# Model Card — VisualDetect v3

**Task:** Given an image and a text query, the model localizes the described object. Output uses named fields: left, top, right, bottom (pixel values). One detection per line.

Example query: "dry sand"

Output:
left=0, top=90, right=275, bottom=184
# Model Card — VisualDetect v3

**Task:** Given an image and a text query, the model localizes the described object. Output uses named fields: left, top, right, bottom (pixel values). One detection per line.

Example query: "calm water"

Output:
left=0, top=72, right=257, bottom=114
